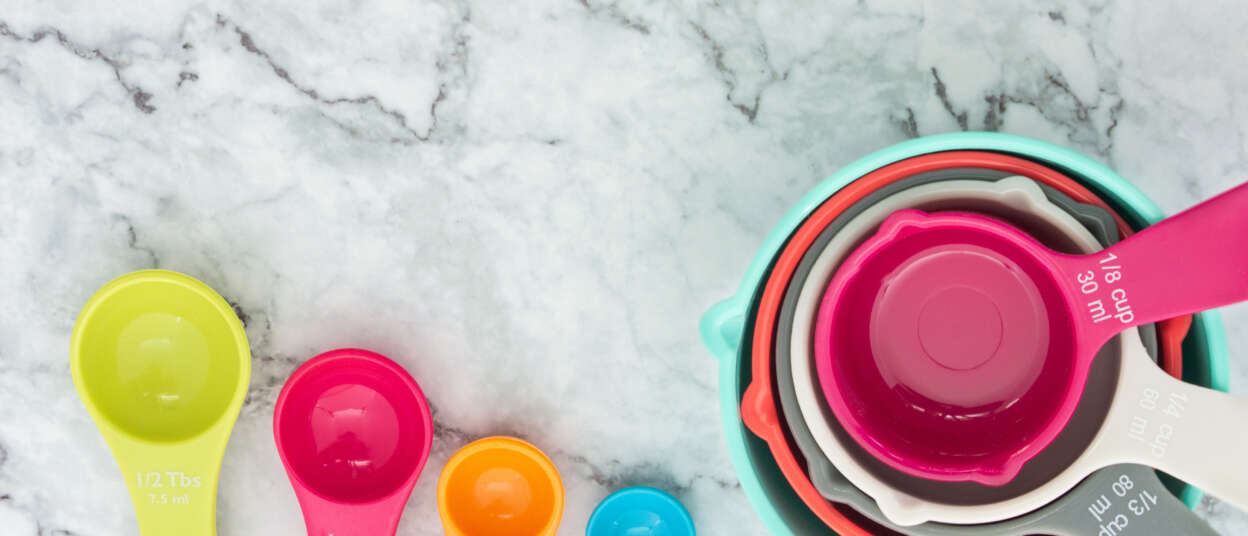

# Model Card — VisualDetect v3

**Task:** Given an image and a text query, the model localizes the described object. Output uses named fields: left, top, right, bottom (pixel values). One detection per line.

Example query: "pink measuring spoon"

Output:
left=274, top=348, right=433, bottom=536
left=815, top=181, right=1248, bottom=489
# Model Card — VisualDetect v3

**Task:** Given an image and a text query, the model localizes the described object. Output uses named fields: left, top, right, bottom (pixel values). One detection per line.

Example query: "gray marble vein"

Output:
left=2, top=0, right=1247, bottom=534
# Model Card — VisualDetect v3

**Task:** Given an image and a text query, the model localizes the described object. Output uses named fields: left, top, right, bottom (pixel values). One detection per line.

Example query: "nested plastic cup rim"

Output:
left=814, top=208, right=1091, bottom=485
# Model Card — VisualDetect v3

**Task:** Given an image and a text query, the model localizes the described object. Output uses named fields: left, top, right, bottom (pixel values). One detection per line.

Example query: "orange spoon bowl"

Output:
left=437, top=436, right=564, bottom=536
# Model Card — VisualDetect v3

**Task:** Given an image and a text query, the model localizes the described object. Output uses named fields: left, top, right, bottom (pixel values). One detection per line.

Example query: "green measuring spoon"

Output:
left=71, top=270, right=251, bottom=535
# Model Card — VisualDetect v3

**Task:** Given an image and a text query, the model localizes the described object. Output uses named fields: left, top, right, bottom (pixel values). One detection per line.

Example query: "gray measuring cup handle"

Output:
left=813, top=465, right=1216, bottom=536
left=1002, top=465, right=1218, bottom=536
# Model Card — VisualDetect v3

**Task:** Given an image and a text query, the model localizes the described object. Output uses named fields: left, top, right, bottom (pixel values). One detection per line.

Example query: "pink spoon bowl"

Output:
left=815, top=181, right=1248, bottom=486
left=275, top=348, right=433, bottom=536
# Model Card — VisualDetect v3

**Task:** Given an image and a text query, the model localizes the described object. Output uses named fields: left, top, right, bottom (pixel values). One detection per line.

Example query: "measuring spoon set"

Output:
left=70, top=271, right=695, bottom=535
left=68, top=155, right=1248, bottom=535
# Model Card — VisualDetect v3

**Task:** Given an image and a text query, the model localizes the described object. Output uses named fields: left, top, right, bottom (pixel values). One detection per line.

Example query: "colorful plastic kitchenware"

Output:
left=700, top=131, right=1229, bottom=536
left=777, top=169, right=1162, bottom=502
left=438, top=436, right=565, bottom=536
left=735, top=150, right=1184, bottom=535
left=586, top=486, right=696, bottom=536
left=751, top=173, right=1141, bottom=502
left=788, top=177, right=1136, bottom=502
left=817, top=180, right=1248, bottom=487
left=813, top=197, right=1248, bottom=523
left=274, top=348, right=433, bottom=536
left=783, top=178, right=1214, bottom=534
left=71, top=270, right=251, bottom=536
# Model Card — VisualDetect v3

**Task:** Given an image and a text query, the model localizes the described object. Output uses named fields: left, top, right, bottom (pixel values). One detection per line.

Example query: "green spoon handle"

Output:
left=112, top=433, right=227, bottom=536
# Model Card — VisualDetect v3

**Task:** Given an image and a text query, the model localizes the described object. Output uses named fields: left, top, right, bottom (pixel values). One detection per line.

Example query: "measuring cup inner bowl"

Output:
left=442, top=443, right=560, bottom=534
left=825, top=216, right=1079, bottom=481
left=77, top=278, right=244, bottom=442
left=278, top=359, right=428, bottom=503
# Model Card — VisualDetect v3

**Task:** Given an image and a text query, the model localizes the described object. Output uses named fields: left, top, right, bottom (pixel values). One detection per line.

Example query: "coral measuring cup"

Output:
left=71, top=270, right=250, bottom=536
left=815, top=181, right=1248, bottom=492
left=274, top=348, right=433, bottom=536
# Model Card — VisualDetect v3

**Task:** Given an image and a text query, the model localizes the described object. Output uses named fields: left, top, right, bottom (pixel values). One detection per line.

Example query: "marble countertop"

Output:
left=2, top=0, right=1246, bottom=534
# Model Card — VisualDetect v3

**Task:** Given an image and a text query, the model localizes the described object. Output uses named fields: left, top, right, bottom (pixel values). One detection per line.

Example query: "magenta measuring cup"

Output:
left=814, top=181, right=1248, bottom=489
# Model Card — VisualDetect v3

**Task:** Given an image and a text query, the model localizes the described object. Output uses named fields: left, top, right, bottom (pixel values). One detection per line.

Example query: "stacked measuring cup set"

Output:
left=69, top=271, right=696, bottom=535
left=702, top=132, right=1246, bottom=535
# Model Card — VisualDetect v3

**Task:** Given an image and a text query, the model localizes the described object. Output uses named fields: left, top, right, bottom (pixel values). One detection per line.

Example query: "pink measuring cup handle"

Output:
left=294, top=490, right=410, bottom=536
left=1055, top=181, right=1248, bottom=346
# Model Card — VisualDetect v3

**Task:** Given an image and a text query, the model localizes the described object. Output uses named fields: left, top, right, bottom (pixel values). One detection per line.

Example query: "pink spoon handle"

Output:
left=1056, top=181, right=1248, bottom=345
left=293, top=487, right=409, bottom=536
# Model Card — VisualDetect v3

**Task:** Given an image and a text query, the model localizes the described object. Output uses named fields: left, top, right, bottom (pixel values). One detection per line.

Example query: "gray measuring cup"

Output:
left=772, top=170, right=1213, bottom=534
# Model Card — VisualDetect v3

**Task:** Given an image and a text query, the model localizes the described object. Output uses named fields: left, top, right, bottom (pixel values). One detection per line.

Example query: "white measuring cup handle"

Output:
left=1056, top=181, right=1248, bottom=346
left=1095, top=344, right=1248, bottom=512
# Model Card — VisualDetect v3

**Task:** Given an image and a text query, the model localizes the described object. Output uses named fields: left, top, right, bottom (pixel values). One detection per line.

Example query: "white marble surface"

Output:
left=2, top=0, right=1247, bottom=534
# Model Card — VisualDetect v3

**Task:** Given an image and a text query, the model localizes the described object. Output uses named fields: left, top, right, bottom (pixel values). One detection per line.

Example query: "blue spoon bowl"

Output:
left=587, top=486, right=695, bottom=536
